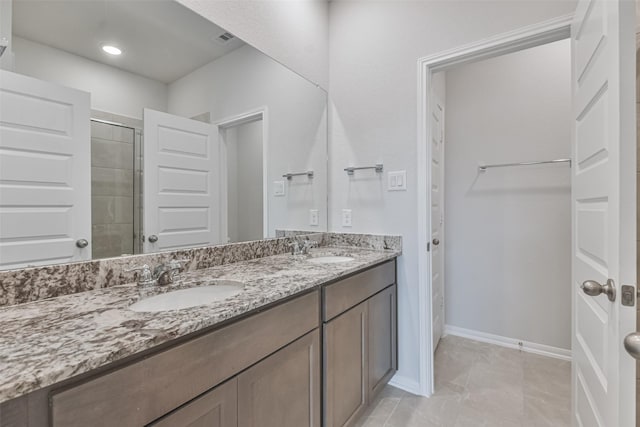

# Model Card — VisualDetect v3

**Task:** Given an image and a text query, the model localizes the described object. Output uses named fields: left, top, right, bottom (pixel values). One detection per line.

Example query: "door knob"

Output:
left=76, top=239, right=89, bottom=248
left=624, top=332, right=640, bottom=360
left=148, top=235, right=158, bottom=243
left=581, top=279, right=616, bottom=302
left=432, top=238, right=440, bottom=246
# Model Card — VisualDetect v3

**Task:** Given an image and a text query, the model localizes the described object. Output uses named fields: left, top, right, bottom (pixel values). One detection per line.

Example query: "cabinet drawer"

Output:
left=50, top=290, right=319, bottom=427
left=323, top=261, right=395, bottom=321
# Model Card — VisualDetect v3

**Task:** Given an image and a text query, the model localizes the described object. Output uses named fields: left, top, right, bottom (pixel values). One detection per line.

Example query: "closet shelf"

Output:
left=478, top=158, right=571, bottom=173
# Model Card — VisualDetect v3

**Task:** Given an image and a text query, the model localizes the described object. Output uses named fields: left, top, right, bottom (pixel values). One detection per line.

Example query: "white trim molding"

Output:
left=388, top=374, right=422, bottom=396
left=420, top=14, right=573, bottom=73
left=415, top=13, right=573, bottom=397
left=444, top=325, right=572, bottom=361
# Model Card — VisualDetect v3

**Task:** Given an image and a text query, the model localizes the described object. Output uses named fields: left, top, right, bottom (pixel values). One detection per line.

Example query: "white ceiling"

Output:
left=12, top=0, right=245, bottom=84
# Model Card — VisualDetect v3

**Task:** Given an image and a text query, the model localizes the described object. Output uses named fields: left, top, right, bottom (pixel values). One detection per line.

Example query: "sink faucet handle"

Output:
left=304, top=239, right=318, bottom=248
left=302, top=238, right=319, bottom=254
left=124, top=264, right=156, bottom=287
left=289, top=241, right=302, bottom=255
left=166, top=259, right=189, bottom=281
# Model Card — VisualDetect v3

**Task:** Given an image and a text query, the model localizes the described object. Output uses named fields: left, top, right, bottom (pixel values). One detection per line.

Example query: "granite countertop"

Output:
left=0, top=246, right=398, bottom=403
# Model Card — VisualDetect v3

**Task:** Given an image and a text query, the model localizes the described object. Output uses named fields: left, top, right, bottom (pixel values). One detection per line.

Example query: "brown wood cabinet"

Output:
left=151, top=330, right=321, bottom=427
left=367, top=285, right=397, bottom=398
left=323, top=260, right=398, bottom=427
left=150, top=378, right=238, bottom=427
left=323, top=301, right=368, bottom=427
left=1, top=259, right=397, bottom=427
left=49, top=291, right=320, bottom=427
left=238, top=329, right=321, bottom=427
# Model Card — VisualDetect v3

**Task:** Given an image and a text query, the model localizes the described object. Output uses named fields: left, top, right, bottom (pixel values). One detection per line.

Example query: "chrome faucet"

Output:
left=125, top=259, right=188, bottom=287
left=302, top=238, right=318, bottom=254
left=289, top=238, right=319, bottom=256
left=289, top=241, right=303, bottom=255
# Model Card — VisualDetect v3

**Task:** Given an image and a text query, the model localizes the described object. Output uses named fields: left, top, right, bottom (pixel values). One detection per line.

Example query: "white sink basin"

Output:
left=129, top=280, right=244, bottom=312
left=307, top=256, right=355, bottom=264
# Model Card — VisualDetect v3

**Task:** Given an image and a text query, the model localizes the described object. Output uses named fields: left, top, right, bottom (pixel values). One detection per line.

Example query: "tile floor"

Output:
left=357, top=335, right=571, bottom=427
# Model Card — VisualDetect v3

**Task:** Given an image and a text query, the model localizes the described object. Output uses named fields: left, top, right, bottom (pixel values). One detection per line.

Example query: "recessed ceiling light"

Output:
left=102, top=45, right=122, bottom=56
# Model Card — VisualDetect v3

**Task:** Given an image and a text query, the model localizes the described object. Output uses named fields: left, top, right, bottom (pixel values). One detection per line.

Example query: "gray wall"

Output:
left=167, top=44, right=327, bottom=237
left=13, top=36, right=167, bottom=120
left=444, top=39, right=572, bottom=350
left=177, top=0, right=329, bottom=90
left=327, top=0, right=576, bottom=389
left=226, top=120, right=264, bottom=243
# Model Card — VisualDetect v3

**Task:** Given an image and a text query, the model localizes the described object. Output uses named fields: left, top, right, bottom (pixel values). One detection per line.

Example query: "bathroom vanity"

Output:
left=51, top=291, right=322, bottom=427
left=0, top=239, right=398, bottom=427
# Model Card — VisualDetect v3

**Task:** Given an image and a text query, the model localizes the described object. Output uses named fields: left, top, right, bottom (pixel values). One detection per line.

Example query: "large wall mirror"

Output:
left=0, top=0, right=328, bottom=270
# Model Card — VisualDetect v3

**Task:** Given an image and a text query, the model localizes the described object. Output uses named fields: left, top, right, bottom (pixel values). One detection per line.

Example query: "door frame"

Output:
left=415, top=14, right=573, bottom=396
left=214, top=107, right=269, bottom=242
left=430, top=92, right=446, bottom=353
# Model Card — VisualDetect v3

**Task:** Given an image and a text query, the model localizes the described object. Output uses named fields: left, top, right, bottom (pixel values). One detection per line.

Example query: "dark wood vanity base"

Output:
left=0, top=259, right=397, bottom=427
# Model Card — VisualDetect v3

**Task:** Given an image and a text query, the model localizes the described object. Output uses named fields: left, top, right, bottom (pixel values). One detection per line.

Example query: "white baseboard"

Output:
left=388, top=374, right=422, bottom=396
left=443, top=325, right=572, bottom=361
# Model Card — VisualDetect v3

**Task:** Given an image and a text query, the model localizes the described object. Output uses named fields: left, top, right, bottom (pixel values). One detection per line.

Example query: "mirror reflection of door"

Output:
left=221, top=118, right=264, bottom=243
left=0, top=70, right=91, bottom=269
left=143, top=108, right=220, bottom=253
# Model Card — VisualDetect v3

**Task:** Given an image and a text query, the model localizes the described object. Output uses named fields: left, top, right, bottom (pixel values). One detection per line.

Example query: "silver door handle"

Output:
left=624, top=332, right=640, bottom=360
left=432, top=239, right=440, bottom=246
left=148, top=235, right=158, bottom=243
left=76, top=239, right=89, bottom=248
left=581, top=279, right=616, bottom=302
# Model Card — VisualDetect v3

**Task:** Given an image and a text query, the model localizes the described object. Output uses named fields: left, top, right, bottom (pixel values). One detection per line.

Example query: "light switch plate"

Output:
left=309, top=209, right=319, bottom=226
left=388, top=170, right=407, bottom=191
left=274, top=181, right=285, bottom=196
left=342, top=209, right=352, bottom=227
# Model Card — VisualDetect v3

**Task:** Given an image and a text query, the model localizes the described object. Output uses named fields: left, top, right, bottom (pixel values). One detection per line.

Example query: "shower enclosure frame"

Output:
left=90, top=114, right=144, bottom=257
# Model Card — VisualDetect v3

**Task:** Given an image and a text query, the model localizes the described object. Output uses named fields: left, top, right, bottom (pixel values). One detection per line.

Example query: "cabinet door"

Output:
left=324, top=302, right=368, bottom=427
left=150, top=378, right=237, bottom=427
left=368, top=285, right=397, bottom=399
left=238, top=329, right=320, bottom=427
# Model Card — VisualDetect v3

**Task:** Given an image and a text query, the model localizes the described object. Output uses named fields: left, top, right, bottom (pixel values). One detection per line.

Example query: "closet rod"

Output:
left=478, top=158, right=571, bottom=172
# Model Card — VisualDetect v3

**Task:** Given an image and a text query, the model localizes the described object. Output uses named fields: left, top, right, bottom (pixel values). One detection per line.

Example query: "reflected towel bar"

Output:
left=344, top=164, right=384, bottom=175
left=91, top=117, right=135, bottom=129
left=478, top=158, right=571, bottom=173
left=283, top=171, right=314, bottom=180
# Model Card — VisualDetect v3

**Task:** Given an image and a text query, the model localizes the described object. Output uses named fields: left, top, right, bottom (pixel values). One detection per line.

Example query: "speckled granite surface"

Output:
left=277, top=231, right=402, bottom=252
left=0, top=246, right=399, bottom=403
left=323, top=232, right=402, bottom=252
left=0, top=233, right=324, bottom=307
left=0, top=232, right=401, bottom=307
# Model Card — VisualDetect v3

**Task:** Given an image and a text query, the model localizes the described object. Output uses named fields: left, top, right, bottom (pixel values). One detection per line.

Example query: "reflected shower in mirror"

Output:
left=0, top=0, right=327, bottom=270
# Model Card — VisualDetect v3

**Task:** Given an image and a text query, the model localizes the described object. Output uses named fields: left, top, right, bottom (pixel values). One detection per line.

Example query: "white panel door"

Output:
left=0, top=70, right=91, bottom=269
left=143, top=108, right=219, bottom=253
left=571, top=0, right=636, bottom=425
left=431, top=96, right=445, bottom=352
